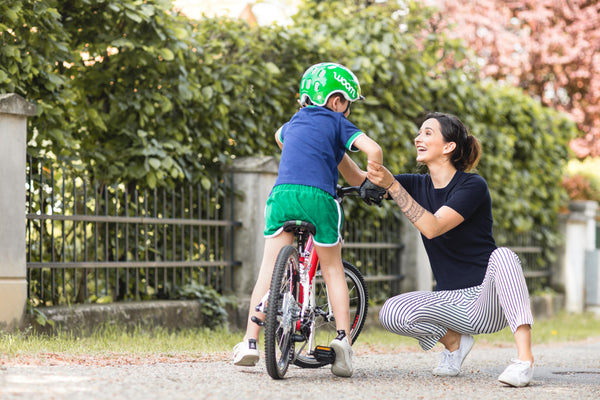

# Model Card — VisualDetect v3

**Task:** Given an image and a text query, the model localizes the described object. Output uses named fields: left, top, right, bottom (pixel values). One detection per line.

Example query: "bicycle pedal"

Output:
left=251, top=316, right=265, bottom=326
left=313, top=345, right=336, bottom=364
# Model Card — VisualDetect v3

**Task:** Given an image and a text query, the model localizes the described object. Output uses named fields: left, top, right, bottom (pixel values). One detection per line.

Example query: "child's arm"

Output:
left=338, top=154, right=366, bottom=186
left=338, top=134, right=382, bottom=186
left=353, top=134, right=383, bottom=165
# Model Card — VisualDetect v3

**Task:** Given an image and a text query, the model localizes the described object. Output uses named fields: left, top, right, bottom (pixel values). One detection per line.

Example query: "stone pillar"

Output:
left=561, top=201, right=598, bottom=313
left=226, top=156, right=278, bottom=323
left=0, top=94, right=36, bottom=330
left=400, top=219, right=432, bottom=293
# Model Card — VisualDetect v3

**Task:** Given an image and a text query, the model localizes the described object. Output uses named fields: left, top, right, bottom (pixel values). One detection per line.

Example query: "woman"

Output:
left=339, top=112, right=534, bottom=387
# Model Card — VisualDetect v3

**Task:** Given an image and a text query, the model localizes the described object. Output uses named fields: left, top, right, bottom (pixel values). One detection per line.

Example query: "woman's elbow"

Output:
left=421, top=231, right=438, bottom=240
left=419, top=227, right=444, bottom=240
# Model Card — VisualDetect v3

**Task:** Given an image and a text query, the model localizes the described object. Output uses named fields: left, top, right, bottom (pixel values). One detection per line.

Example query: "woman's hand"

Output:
left=367, top=160, right=395, bottom=190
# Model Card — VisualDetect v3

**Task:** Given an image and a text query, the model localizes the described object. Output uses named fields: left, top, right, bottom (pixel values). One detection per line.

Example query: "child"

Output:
left=233, top=62, right=383, bottom=377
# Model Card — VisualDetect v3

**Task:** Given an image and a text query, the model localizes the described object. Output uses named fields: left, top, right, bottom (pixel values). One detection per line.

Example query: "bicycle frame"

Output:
left=255, top=229, right=319, bottom=310
left=297, top=233, right=325, bottom=355
left=255, top=226, right=327, bottom=356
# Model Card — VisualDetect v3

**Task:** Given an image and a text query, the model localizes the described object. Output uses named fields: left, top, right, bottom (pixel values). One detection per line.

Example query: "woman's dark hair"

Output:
left=423, top=112, right=481, bottom=172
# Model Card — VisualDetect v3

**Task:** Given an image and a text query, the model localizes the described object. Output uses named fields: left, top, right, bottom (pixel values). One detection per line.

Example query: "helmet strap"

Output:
left=343, top=101, right=351, bottom=114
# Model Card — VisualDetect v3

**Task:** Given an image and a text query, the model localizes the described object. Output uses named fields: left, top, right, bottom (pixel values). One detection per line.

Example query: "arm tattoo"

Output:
left=388, top=183, right=425, bottom=224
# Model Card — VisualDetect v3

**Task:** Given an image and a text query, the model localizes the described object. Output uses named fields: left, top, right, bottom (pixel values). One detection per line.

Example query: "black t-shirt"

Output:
left=396, top=171, right=497, bottom=290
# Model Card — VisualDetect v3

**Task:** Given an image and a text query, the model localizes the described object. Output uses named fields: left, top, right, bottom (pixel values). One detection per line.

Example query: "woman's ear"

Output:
left=443, top=141, right=457, bottom=154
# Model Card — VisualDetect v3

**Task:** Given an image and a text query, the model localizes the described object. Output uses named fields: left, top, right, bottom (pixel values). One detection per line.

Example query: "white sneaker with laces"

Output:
left=330, top=333, right=353, bottom=377
left=432, top=334, right=474, bottom=377
left=498, top=359, right=533, bottom=387
left=233, top=338, right=259, bottom=366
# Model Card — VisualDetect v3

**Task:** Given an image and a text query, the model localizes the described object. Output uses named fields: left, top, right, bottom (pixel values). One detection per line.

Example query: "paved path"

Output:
left=1, top=339, right=599, bottom=400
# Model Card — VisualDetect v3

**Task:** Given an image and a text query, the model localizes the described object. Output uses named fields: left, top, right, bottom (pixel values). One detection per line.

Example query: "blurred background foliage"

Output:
left=1, top=0, right=578, bottom=258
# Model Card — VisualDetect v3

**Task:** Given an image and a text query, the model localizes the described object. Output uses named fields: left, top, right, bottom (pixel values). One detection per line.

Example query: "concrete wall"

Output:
left=0, top=94, right=36, bottom=330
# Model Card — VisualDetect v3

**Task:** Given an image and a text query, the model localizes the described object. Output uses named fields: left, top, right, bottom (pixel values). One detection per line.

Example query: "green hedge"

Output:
left=2, top=0, right=577, bottom=266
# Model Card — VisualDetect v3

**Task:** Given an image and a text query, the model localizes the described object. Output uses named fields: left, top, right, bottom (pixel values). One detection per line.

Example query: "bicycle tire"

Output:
left=293, top=260, right=368, bottom=369
left=264, top=245, right=299, bottom=379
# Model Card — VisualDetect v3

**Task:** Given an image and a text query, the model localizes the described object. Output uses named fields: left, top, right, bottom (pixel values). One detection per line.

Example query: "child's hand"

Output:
left=359, top=178, right=386, bottom=206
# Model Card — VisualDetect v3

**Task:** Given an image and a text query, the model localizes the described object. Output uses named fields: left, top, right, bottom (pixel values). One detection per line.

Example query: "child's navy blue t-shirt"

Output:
left=395, top=171, right=497, bottom=290
left=275, top=106, right=363, bottom=197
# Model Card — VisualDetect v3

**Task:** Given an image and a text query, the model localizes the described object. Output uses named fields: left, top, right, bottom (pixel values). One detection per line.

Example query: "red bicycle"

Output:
left=254, top=185, right=369, bottom=379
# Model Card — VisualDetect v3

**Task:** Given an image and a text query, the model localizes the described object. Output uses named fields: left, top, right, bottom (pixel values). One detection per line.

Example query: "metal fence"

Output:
left=342, top=218, right=404, bottom=304
left=25, top=157, right=550, bottom=307
left=494, top=229, right=546, bottom=291
left=26, top=157, right=238, bottom=306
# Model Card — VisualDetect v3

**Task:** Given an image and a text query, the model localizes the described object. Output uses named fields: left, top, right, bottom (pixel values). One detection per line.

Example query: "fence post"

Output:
left=559, top=200, right=598, bottom=313
left=0, top=94, right=36, bottom=330
left=226, top=156, right=278, bottom=322
left=400, top=220, right=432, bottom=292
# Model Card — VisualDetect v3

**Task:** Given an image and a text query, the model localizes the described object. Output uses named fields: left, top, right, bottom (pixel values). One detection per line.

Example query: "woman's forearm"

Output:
left=386, top=180, right=426, bottom=224
left=386, top=180, right=464, bottom=239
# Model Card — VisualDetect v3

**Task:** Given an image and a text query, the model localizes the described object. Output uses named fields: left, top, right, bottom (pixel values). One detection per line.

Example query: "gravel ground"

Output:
left=1, top=339, right=599, bottom=400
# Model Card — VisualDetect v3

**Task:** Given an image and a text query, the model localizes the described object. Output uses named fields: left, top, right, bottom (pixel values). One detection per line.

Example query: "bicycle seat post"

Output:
left=296, top=229, right=308, bottom=253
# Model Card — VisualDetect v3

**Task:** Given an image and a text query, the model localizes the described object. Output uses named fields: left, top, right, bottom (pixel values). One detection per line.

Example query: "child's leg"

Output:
left=315, top=242, right=351, bottom=343
left=244, top=232, right=294, bottom=341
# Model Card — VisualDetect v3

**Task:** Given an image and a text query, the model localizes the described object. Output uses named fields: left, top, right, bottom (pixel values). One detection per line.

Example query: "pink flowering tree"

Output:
left=427, top=0, right=600, bottom=158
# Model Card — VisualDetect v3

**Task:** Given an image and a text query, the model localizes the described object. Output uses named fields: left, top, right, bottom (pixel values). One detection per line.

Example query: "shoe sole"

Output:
left=330, top=341, right=353, bottom=377
left=498, top=378, right=529, bottom=387
left=233, top=353, right=259, bottom=367
left=432, top=369, right=459, bottom=377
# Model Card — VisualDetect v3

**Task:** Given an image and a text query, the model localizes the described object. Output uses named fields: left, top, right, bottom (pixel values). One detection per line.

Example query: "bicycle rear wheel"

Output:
left=264, top=245, right=299, bottom=379
left=293, top=260, right=368, bottom=368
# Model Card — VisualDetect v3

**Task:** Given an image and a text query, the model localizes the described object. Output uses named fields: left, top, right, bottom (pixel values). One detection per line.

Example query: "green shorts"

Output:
left=264, top=184, right=343, bottom=246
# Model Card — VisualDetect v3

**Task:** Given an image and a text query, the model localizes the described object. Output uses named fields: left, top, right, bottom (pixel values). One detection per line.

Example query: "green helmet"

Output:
left=299, top=62, right=364, bottom=107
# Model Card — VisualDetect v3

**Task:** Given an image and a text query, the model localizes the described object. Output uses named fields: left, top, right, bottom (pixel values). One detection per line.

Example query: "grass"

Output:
left=1, top=312, right=599, bottom=359
left=0, top=326, right=240, bottom=357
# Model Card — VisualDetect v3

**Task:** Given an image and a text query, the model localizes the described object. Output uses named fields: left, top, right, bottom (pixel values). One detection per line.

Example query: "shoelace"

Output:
left=438, top=350, right=459, bottom=371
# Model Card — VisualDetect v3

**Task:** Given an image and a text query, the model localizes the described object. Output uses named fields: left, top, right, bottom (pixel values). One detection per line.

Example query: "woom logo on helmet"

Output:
left=333, top=72, right=356, bottom=99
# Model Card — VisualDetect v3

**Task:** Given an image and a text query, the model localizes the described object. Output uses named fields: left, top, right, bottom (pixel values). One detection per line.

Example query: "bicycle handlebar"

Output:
left=336, top=185, right=360, bottom=199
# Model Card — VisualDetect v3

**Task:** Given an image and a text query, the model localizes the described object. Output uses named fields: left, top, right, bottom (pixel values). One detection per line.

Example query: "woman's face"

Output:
left=414, top=118, right=449, bottom=164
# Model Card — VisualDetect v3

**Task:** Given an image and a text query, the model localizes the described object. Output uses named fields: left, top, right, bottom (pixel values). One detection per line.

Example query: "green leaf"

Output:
left=160, top=48, right=174, bottom=61
left=148, top=158, right=161, bottom=169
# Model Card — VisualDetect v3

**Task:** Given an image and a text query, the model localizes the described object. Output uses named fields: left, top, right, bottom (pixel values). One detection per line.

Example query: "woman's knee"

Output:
left=489, top=247, right=523, bottom=274
left=379, top=296, right=413, bottom=333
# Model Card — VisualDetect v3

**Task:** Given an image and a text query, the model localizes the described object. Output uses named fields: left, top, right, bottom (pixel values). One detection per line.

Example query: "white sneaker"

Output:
left=432, top=334, right=474, bottom=376
left=233, top=338, right=259, bottom=366
left=330, top=333, right=353, bottom=377
left=498, top=359, right=533, bottom=387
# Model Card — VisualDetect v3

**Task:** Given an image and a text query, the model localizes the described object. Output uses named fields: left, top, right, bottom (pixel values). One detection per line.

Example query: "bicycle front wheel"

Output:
left=293, top=260, right=368, bottom=368
left=264, top=245, right=299, bottom=379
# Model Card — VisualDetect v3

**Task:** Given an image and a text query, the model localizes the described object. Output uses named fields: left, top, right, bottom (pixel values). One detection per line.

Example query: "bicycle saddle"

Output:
left=282, top=220, right=316, bottom=236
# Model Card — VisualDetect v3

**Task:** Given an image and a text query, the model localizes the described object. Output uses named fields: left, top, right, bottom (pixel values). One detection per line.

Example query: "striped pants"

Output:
left=379, top=247, right=533, bottom=351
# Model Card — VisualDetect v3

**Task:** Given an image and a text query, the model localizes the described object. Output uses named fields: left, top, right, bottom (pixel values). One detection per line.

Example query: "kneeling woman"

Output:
left=340, top=112, right=534, bottom=387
